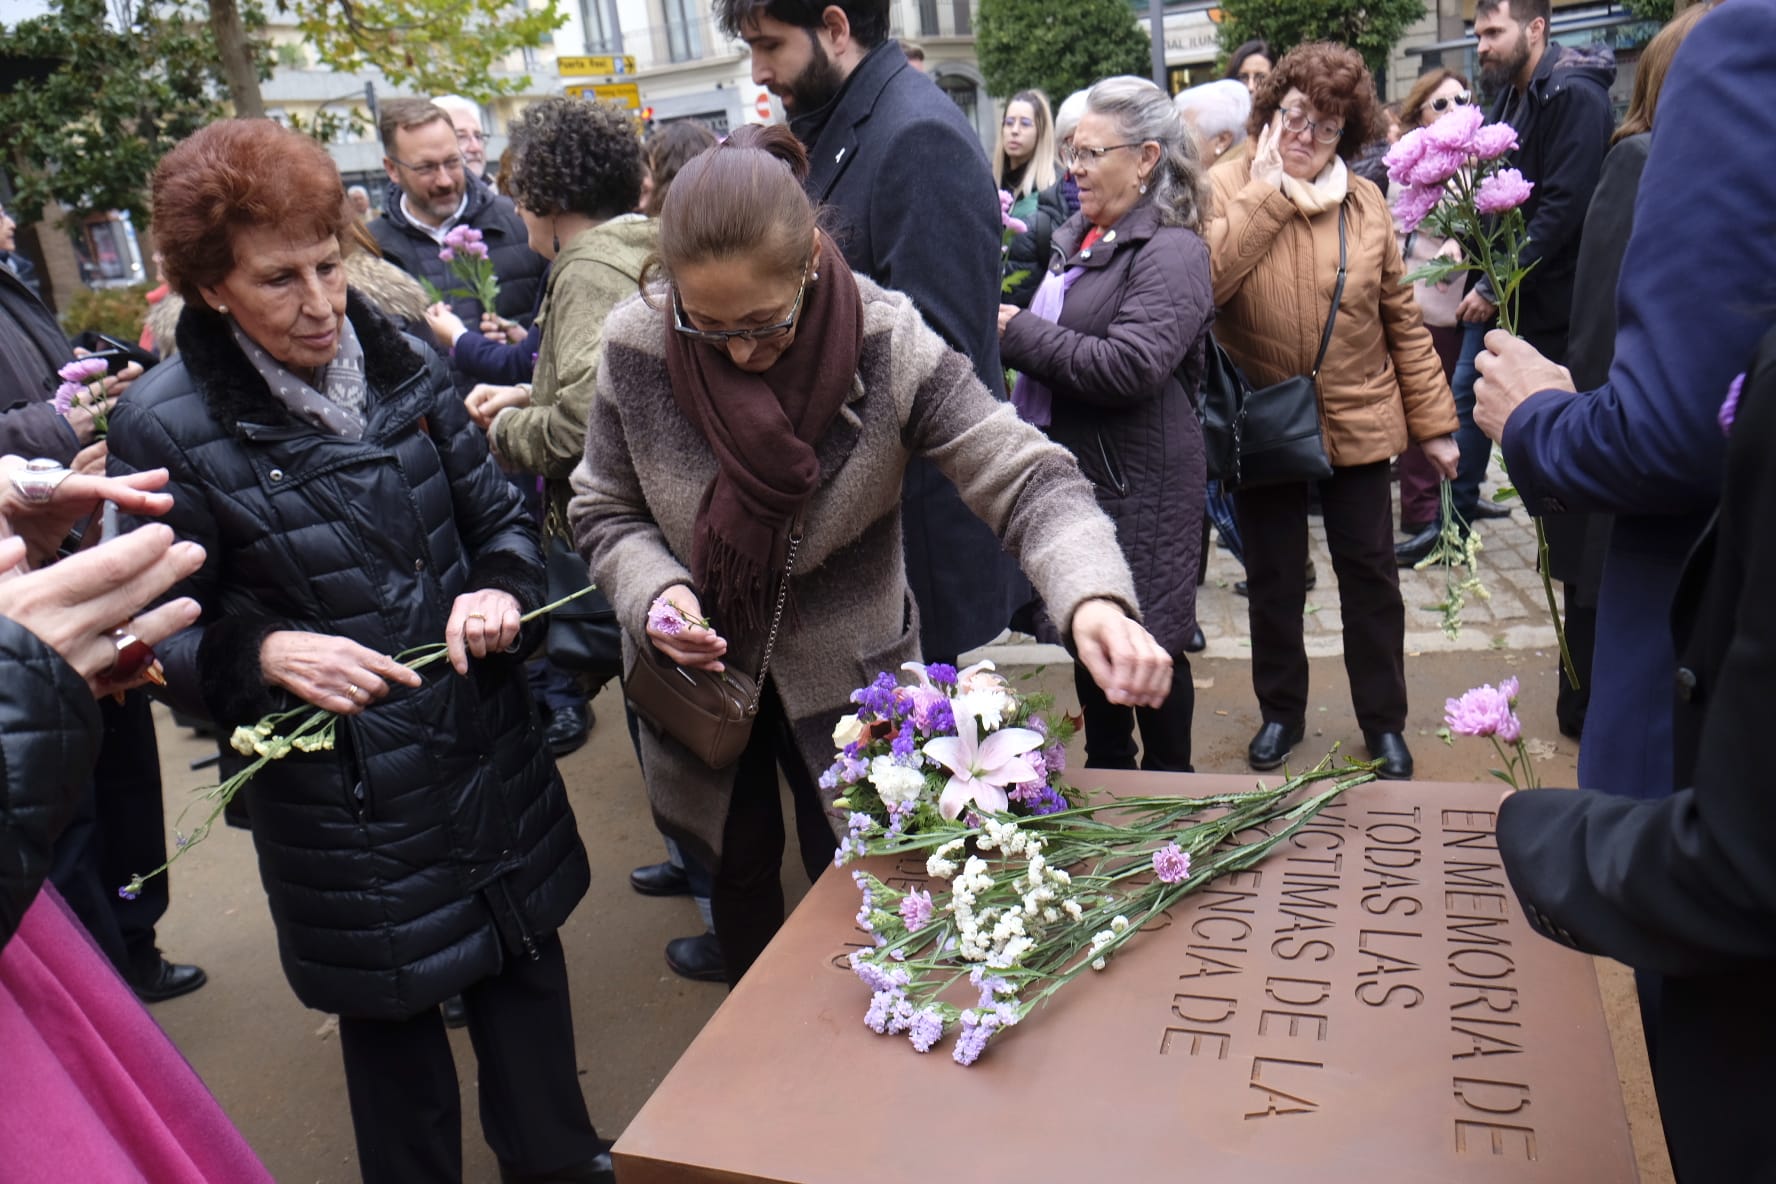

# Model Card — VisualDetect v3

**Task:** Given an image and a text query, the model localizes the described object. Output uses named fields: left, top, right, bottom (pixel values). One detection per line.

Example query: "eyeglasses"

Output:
left=389, top=155, right=466, bottom=179
left=1280, top=107, right=1344, bottom=145
left=1002, top=115, right=1035, bottom=130
left=1061, top=141, right=1144, bottom=170
left=672, top=266, right=810, bottom=346
left=1430, top=91, right=1473, bottom=113
left=455, top=128, right=486, bottom=144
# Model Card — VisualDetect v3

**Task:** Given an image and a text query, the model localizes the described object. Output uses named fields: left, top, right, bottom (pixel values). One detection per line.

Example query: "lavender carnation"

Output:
left=1471, top=123, right=1518, bottom=161
left=647, top=598, right=685, bottom=637
left=899, top=889, right=935, bottom=932
left=1475, top=169, right=1534, bottom=215
left=1153, top=841, right=1192, bottom=884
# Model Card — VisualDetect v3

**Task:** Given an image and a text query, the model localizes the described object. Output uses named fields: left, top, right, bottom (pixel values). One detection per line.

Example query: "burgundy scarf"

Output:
left=662, top=235, right=863, bottom=637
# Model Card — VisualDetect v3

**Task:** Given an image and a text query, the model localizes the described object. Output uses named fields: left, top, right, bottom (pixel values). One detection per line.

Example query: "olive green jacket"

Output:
left=491, top=213, right=657, bottom=535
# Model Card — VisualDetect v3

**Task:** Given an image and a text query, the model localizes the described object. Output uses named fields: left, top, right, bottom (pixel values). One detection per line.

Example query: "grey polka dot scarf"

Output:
left=228, top=316, right=368, bottom=440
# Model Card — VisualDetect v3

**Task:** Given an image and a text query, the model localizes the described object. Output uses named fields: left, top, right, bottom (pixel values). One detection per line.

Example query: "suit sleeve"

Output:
left=450, top=324, right=539, bottom=386
left=867, top=117, right=1005, bottom=391
left=1499, top=3, right=1776, bottom=516
left=1498, top=348, right=1776, bottom=974
left=999, top=232, right=1212, bottom=407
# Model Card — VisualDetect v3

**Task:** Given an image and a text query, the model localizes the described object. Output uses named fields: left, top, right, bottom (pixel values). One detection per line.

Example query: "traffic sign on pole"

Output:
left=754, top=93, right=773, bottom=119
left=565, top=81, right=642, bottom=109
left=558, top=54, right=637, bottom=76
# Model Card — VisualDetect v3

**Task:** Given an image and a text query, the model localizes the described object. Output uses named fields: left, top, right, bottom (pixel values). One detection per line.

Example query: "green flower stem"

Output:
left=1533, top=519, right=1580, bottom=689
left=121, top=585, right=599, bottom=895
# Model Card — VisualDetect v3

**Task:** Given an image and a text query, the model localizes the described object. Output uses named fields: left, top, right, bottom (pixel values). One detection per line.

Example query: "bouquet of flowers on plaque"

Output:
left=828, top=662, right=1374, bottom=1066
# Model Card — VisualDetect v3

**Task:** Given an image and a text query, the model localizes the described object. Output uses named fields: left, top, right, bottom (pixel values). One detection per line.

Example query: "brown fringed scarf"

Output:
left=662, top=234, right=864, bottom=639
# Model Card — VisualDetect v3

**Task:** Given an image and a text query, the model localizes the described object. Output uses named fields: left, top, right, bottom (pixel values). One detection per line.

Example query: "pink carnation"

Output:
left=58, top=357, right=108, bottom=384
left=899, top=889, right=935, bottom=931
left=1384, top=127, right=1428, bottom=187
left=1424, top=104, right=1485, bottom=154
left=1445, top=681, right=1519, bottom=739
left=1475, top=169, right=1534, bottom=215
left=1406, top=145, right=1469, bottom=189
left=1152, top=842, right=1192, bottom=885
left=1392, top=183, right=1443, bottom=234
left=1004, top=214, right=1028, bottom=235
left=438, top=246, right=455, bottom=262
left=1471, top=123, right=1519, bottom=161
left=52, top=382, right=79, bottom=416
left=647, top=597, right=686, bottom=637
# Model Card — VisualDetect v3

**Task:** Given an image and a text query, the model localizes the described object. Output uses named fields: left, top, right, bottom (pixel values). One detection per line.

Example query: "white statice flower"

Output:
left=831, top=713, right=866, bottom=749
left=953, top=688, right=1009, bottom=732
left=868, top=755, right=925, bottom=808
left=1091, top=957, right=1108, bottom=972
left=926, top=838, right=966, bottom=880
left=1063, top=899, right=1084, bottom=921
left=1042, top=907, right=1060, bottom=923
left=1110, top=915, right=1130, bottom=935
left=1089, top=929, right=1115, bottom=953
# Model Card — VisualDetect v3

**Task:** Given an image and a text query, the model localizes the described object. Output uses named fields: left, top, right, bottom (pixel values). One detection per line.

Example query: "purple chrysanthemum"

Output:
left=1153, top=841, right=1192, bottom=884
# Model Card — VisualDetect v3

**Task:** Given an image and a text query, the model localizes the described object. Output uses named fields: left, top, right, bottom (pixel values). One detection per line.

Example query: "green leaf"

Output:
left=1214, top=0, right=1427, bottom=76
left=978, top=0, right=1152, bottom=106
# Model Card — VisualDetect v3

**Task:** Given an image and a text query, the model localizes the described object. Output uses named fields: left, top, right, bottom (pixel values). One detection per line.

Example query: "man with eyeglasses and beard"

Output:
left=1399, top=0, right=1612, bottom=573
left=714, top=0, right=1026, bottom=668
left=371, top=98, right=545, bottom=332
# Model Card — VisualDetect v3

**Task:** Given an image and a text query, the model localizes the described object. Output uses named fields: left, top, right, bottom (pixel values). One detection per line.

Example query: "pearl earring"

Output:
left=811, top=270, right=819, bottom=281
left=216, top=304, right=229, bottom=315
left=1138, top=181, right=1149, bottom=195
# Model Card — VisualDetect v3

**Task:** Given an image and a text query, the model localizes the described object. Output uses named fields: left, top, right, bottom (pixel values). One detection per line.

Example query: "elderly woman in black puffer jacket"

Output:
left=107, top=120, right=610, bottom=1184
left=999, top=75, right=1214, bottom=773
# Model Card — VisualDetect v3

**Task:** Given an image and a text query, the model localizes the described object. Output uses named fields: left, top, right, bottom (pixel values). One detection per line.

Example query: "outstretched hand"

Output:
left=1071, top=598, right=1172, bottom=708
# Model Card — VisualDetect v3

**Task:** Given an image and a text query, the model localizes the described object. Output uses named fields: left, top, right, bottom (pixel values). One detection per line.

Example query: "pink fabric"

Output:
left=0, top=886, right=273, bottom=1183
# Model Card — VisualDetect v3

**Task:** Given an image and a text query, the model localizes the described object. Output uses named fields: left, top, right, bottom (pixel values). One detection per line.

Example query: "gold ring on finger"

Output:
left=348, top=684, right=364, bottom=700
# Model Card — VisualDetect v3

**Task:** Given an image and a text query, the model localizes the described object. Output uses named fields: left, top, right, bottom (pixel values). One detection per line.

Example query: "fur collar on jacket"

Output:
left=171, top=290, right=425, bottom=437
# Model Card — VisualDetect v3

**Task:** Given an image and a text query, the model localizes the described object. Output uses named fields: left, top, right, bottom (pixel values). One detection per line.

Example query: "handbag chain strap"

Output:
left=1309, top=206, right=1349, bottom=381
left=744, top=513, right=804, bottom=714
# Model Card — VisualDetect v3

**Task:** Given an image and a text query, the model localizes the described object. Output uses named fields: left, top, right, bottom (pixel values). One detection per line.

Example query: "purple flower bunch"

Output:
left=822, top=662, right=1077, bottom=844
left=54, top=357, right=110, bottom=434
left=436, top=224, right=500, bottom=314
left=1386, top=106, right=1531, bottom=234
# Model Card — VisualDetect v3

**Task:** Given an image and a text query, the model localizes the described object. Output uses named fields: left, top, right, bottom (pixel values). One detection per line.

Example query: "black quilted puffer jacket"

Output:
left=108, top=293, right=589, bottom=1020
left=0, top=616, right=100, bottom=950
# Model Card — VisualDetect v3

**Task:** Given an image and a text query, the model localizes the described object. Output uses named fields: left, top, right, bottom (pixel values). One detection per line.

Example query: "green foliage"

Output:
left=1623, top=0, right=1674, bottom=20
left=976, top=0, right=1152, bottom=107
left=1215, top=0, right=1428, bottom=77
left=281, top=0, right=569, bottom=101
left=0, top=0, right=228, bottom=222
left=61, top=282, right=153, bottom=341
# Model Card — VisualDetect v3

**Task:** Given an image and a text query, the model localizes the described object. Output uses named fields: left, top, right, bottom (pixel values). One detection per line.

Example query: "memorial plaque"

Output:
left=614, top=774, right=1639, bottom=1183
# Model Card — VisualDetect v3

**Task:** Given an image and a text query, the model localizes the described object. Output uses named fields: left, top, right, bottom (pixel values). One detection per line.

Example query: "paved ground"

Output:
left=136, top=489, right=1671, bottom=1183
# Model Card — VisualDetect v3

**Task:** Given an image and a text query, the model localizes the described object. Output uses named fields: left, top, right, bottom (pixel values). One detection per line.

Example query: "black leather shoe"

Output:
left=1395, top=523, right=1441, bottom=567
left=665, top=932, right=727, bottom=983
left=499, top=1150, right=614, bottom=1184
left=1399, top=518, right=1434, bottom=535
left=629, top=860, right=691, bottom=897
left=128, top=957, right=207, bottom=1003
left=1472, top=499, right=1513, bottom=520
left=1365, top=731, right=1414, bottom=780
left=1233, top=579, right=1248, bottom=597
left=545, top=702, right=590, bottom=757
left=440, top=994, right=468, bottom=1029
left=1247, top=721, right=1305, bottom=771
left=1183, top=626, right=1206, bottom=653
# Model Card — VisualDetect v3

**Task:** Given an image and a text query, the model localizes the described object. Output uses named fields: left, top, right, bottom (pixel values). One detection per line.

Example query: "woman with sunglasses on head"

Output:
left=1391, top=68, right=1478, bottom=549
left=994, top=89, right=1063, bottom=307
left=1206, top=42, right=1460, bottom=781
left=997, top=75, right=1214, bottom=771
left=568, top=124, right=1173, bottom=986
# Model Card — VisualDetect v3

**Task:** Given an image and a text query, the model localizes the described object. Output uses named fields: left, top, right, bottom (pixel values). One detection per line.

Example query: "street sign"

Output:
left=754, top=93, right=772, bottom=119
left=558, top=54, right=636, bottom=76
left=565, top=81, right=642, bottom=109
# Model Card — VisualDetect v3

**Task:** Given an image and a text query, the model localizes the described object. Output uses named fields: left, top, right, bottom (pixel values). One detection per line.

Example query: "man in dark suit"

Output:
left=716, top=0, right=1024, bottom=662
left=1496, top=321, right=1776, bottom=1184
left=1474, top=0, right=1776, bottom=802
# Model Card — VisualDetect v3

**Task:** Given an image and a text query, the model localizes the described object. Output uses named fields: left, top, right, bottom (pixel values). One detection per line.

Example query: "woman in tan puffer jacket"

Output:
left=1206, top=42, right=1459, bottom=781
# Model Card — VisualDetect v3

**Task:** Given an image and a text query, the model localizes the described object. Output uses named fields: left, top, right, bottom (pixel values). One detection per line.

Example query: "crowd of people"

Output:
left=0, top=0, right=1772, bottom=1179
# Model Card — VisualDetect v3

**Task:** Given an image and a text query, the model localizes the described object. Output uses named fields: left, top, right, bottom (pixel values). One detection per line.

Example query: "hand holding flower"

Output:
left=647, top=584, right=726, bottom=672
left=1473, top=330, right=1575, bottom=443
left=447, top=588, right=523, bottom=674
left=1421, top=434, right=1460, bottom=481
left=1070, top=598, right=1171, bottom=708
left=424, top=301, right=469, bottom=349
left=260, top=630, right=423, bottom=716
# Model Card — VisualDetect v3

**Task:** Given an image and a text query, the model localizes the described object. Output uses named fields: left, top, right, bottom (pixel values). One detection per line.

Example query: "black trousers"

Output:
left=49, top=692, right=168, bottom=977
left=1074, top=657, right=1196, bottom=772
left=1234, top=461, right=1407, bottom=735
left=1556, top=584, right=1599, bottom=736
left=711, top=683, right=833, bottom=987
left=338, top=932, right=602, bottom=1184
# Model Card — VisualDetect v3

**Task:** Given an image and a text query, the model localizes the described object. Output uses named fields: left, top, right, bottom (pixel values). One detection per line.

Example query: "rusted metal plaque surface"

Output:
left=614, top=773, right=1637, bottom=1184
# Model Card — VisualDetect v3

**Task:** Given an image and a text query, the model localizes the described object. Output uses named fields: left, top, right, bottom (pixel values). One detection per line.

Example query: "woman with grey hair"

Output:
left=997, top=74, right=1213, bottom=772
left=1175, top=78, right=1252, bottom=167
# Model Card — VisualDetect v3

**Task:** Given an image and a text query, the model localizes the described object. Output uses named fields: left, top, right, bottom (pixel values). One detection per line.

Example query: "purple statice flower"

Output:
left=117, top=885, right=139, bottom=900
left=1027, top=715, right=1049, bottom=738
left=850, top=671, right=901, bottom=718
left=968, top=967, right=1011, bottom=1006
left=1024, top=786, right=1068, bottom=816
left=891, top=723, right=917, bottom=758
left=1153, top=841, right=1192, bottom=884
left=1041, top=744, right=1066, bottom=774
left=647, top=597, right=685, bottom=637
left=864, top=988, right=903, bottom=1033
left=952, top=1009, right=998, bottom=1066
left=58, top=357, right=108, bottom=385
left=908, top=1008, right=945, bottom=1053
left=1720, top=372, right=1746, bottom=435
left=925, top=663, right=959, bottom=687
left=818, top=766, right=840, bottom=791
left=849, top=951, right=895, bottom=992
left=839, top=755, right=868, bottom=783
left=899, top=889, right=935, bottom=932
left=910, top=692, right=954, bottom=736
